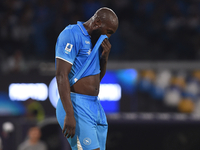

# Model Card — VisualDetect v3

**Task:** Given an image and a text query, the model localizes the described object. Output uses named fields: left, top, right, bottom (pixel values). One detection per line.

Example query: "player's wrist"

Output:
left=65, top=111, right=74, bottom=117
left=100, top=55, right=109, bottom=60
left=64, top=107, right=74, bottom=116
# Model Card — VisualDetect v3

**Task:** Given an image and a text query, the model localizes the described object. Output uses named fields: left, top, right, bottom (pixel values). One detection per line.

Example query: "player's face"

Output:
left=91, top=21, right=118, bottom=47
left=99, top=21, right=118, bottom=38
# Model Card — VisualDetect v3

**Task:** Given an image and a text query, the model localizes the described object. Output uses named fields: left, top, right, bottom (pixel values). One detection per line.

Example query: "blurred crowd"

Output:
left=17, top=126, right=47, bottom=150
left=1, top=1, right=200, bottom=149
left=137, top=69, right=200, bottom=114
left=0, top=0, right=200, bottom=68
left=1, top=0, right=200, bottom=112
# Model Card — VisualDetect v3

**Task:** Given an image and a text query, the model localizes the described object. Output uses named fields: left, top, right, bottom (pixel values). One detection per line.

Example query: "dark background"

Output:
left=1, top=0, right=200, bottom=62
left=1, top=0, right=200, bottom=150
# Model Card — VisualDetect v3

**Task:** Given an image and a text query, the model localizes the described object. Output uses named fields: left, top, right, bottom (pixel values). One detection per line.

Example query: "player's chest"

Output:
left=78, top=38, right=92, bottom=56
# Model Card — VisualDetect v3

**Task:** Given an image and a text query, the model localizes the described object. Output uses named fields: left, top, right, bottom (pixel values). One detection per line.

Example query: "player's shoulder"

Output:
left=58, top=24, right=81, bottom=42
left=63, top=24, right=81, bottom=36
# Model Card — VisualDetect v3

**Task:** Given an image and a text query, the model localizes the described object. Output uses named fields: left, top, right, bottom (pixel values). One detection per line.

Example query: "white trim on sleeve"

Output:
left=56, top=56, right=73, bottom=65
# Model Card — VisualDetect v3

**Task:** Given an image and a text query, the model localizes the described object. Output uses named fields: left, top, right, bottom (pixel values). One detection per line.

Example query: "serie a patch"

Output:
left=65, top=43, right=73, bottom=53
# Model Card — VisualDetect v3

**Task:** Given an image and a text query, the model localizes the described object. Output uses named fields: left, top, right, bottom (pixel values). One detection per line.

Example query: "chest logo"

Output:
left=65, top=43, right=73, bottom=53
left=85, top=41, right=90, bottom=44
left=87, top=49, right=91, bottom=55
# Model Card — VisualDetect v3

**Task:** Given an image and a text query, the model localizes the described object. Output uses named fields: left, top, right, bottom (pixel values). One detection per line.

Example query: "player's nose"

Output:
left=106, top=34, right=111, bottom=38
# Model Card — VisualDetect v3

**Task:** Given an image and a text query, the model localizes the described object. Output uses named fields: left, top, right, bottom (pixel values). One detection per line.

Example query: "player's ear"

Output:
left=93, top=17, right=102, bottom=29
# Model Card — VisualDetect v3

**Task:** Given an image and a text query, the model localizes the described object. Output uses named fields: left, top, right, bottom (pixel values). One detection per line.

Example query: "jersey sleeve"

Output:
left=55, top=28, right=78, bottom=65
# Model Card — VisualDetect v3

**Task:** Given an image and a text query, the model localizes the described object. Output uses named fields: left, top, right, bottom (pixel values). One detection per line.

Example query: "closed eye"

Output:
left=107, top=30, right=114, bottom=34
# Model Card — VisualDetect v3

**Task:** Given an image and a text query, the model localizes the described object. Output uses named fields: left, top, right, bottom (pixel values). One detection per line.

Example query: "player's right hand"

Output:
left=62, top=114, right=76, bottom=138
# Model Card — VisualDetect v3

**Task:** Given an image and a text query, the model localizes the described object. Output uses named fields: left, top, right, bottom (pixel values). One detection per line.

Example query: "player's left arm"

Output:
left=100, top=38, right=111, bottom=80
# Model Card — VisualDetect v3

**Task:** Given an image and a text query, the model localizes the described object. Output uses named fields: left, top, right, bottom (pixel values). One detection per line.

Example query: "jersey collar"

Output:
left=77, top=21, right=89, bottom=36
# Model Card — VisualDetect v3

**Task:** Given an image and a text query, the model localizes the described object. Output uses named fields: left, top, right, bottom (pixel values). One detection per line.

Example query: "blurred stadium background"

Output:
left=1, top=0, right=200, bottom=150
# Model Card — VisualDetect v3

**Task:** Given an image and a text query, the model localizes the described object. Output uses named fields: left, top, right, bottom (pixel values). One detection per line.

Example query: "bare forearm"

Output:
left=100, top=57, right=108, bottom=80
left=100, top=38, right=111, bottom=80
left=56, top=74, right=74, bottom=115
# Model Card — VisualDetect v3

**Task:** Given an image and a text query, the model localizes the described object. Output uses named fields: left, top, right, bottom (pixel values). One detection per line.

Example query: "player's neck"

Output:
left=83, top=20, right=92, bottom=37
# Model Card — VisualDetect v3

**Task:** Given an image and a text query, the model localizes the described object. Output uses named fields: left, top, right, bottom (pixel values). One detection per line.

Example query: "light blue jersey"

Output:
left=55, top=21, right=101, bottom=83
left=55, top=22, right=108, bottom=150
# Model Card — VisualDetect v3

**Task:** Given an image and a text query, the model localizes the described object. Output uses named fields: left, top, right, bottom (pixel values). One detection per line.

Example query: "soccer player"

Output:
left=55, top=7, right=118, bottom=150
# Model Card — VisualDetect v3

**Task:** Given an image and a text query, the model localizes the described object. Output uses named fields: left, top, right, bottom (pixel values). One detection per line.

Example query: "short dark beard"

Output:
left=90, top=28, right=102, bottom=48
